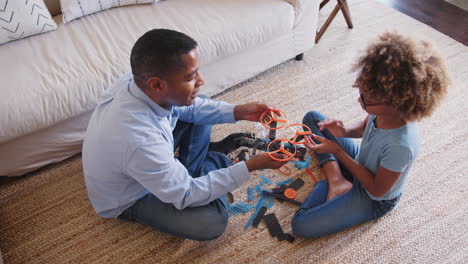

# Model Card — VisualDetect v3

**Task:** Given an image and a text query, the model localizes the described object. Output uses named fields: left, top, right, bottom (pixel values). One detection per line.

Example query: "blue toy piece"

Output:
left=289, top=155, right=312, bottom=170
left=260, top=175, right=273, bottom=185
left=234, top=202, right=255, bottom=214
left=275, top=178, right=293, bottom=187
left=247, top=187, right=255, bottom=201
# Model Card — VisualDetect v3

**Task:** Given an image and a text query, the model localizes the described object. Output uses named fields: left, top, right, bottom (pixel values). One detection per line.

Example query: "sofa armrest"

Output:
left=284, top=0, right=320, bottom=26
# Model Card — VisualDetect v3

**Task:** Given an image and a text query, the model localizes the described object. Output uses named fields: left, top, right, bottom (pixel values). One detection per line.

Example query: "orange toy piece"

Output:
left=277, top=164, right=291, bottom=175
left=283, top=188, right=297, bottom=199
left=306, top=168, right=318, bottom=183
left=286, top=123, right=312, bottom=145
left=259, top=109, right=288, bottom=130
left=267, top=139, right=296, bottom=161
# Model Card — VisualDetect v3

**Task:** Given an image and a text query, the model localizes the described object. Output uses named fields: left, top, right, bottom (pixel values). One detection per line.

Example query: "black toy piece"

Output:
left=272, top=184, right=287, bottom=194
left=263, top=213, right=283, bottom=237
left=261, top=191, right=302, bottom=206
left=272, top=185, right=287, bottom=203
left=288, top=178, right=305, bottom=191
left=263, top=213, right=296, bottom=243
left=268, top=121, right=277, bottom=141
left=278, top=233, right=295, bottom=243
left=226, top=192, right=234, bottom=204
left=252, top=206, right=268, bottom=228
left=235, top=149, right=250, bottom=162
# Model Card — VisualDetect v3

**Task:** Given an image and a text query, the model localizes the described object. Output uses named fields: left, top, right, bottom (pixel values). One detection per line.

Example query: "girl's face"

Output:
left=357, top=91, right=395, bottom=116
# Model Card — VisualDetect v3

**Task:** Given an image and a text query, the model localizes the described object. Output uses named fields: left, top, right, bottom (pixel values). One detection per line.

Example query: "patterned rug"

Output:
left=1, top=0, right=467, bottom=263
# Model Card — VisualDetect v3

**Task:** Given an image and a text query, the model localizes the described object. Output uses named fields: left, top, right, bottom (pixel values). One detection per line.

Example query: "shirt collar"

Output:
left=128, top=78, right=174, bottom=118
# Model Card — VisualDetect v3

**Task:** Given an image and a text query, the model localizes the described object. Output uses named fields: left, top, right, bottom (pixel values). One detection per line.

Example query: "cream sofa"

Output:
left=0, top=0, right=319, bottom=176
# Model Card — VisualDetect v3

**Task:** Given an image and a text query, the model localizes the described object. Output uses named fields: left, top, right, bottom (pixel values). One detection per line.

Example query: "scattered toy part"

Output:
left=261, top=191, right=302, bottom=206
left=263, top=213, right=283, bottom=237
left=275, top=178, right=293, bottom=187
left=227, top=192, right=234, bottom=203
left=267, top=139, right=296, bottom=161
left=306, top=167, right=318, bottom=183
left=278, top=233, right=295, bottom=243
left=259, top=109, right=288, bottom=130
left=263, top=213, right=296, bottom=243
left=290, top=155, right=312, bottom=170
left=288, top=178, right=305, bottom=190
left=286, top=123, right=312, bottom=145
left=277, top=164, right=292, bottom=175
left=252, top=206, right=268, bottom=228
left=247, top=187, right=255, bottom=201
left=283, top=188, right=297, bottom=199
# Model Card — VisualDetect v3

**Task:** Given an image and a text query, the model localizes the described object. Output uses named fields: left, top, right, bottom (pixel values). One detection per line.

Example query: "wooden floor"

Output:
left=376, top=0, right=468, bottom=45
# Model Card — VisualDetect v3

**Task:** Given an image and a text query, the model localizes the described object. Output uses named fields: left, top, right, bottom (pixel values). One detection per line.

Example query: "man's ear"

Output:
left=147, top=76, right=166, bottom=95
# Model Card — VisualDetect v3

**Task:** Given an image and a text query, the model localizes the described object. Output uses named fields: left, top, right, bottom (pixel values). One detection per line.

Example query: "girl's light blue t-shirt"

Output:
left=356, top=115, right=421, bottom=201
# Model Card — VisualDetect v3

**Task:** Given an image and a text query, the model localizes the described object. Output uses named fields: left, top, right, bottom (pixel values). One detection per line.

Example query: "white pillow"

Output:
left=61, top=0, right=156, bottom=23
left=0, top=0, right=58, bottom=45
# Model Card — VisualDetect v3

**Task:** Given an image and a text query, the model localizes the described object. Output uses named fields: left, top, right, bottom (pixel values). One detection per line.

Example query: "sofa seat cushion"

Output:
left=0, top=0, right=294, bottom=144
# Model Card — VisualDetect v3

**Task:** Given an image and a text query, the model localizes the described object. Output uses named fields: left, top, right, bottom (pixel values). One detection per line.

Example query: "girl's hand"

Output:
left=304, top=134, right=341, bottom=155
left=317, top=118, right=346, bottom=137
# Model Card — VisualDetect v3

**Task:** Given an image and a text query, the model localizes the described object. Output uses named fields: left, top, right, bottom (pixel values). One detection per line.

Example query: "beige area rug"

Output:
left=1, top=0, right=467, bottom=263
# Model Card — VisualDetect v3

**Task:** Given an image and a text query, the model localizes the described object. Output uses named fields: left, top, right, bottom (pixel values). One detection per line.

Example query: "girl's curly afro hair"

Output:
left=352, top=32, right=450, bottom=121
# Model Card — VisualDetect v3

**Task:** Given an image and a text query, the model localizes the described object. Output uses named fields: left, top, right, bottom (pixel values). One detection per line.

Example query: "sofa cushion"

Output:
left=0, top=0, right=57, bottom=45
left=61, top=0, right=156, bottom=23
left=0, top=0, right=294, bottom=144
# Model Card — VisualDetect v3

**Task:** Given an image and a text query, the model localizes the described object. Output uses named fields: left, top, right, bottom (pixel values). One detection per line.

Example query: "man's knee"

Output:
left=191, top=209, right=229, bottom=241
left=303, top=111, right=325, bottom=124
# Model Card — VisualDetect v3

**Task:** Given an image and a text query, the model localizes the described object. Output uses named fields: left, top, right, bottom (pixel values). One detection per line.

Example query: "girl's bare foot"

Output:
left=327, top=178, right=352, bottom=200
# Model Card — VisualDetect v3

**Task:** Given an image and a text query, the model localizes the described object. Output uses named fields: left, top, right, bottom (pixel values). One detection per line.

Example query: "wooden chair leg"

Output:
left=315, top=2, right=343, bottom=43
left=339, top=0, right=353, bottom=29
left=315, top=0, right=354, bottom=43
left=320, top=0, right=330, bottom=10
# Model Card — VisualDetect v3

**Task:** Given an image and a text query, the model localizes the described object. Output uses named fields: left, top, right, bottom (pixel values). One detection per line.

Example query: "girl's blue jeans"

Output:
left=292, top=111, right=400, bottom=238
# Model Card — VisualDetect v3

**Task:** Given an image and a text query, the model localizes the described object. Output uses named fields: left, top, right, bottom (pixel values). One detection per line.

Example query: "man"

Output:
left=82, top=29, right=286, bottom=241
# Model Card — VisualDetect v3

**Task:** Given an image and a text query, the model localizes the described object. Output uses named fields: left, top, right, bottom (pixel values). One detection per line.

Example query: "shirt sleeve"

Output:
left=379, top=144, right=413, bottom=173
left=125, top=141, right=250, bottom=210
left=177, top=97, right=236, bottom=124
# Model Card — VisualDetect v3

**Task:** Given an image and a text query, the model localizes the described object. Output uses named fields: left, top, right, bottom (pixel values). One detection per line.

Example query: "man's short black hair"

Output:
left=130, top=29, right=198, bottom=86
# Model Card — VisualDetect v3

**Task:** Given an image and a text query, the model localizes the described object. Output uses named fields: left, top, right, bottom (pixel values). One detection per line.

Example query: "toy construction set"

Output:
left=221, top=109, right=326, bottom=243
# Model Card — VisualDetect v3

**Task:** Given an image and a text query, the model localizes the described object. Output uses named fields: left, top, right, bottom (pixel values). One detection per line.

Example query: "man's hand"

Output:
left=234, top=102, right=272, bottom=121
left=245, top=153, right=288, bottom=172
left=304, top=134, right=341, bottom=155
left=317, top=118, right=346, bottom=137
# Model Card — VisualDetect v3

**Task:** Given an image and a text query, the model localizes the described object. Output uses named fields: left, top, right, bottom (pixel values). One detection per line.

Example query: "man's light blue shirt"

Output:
left=83, top=74, right=250, bottom=218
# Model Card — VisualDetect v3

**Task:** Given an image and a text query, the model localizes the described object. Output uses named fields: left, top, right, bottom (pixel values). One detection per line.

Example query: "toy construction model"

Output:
left=227, top=109, right=313, bottom=164
left=219, top=109, right=322, bottom=243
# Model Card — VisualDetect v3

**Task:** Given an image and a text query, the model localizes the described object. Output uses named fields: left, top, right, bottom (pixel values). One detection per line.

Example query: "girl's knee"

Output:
left=303, top=111, right=325, bottom=124
left=291, top=215, right=324, bottom=239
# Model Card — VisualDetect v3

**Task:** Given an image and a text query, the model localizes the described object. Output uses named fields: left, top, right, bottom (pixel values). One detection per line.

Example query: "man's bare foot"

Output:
left=327, top=179, right=352, bottom=200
